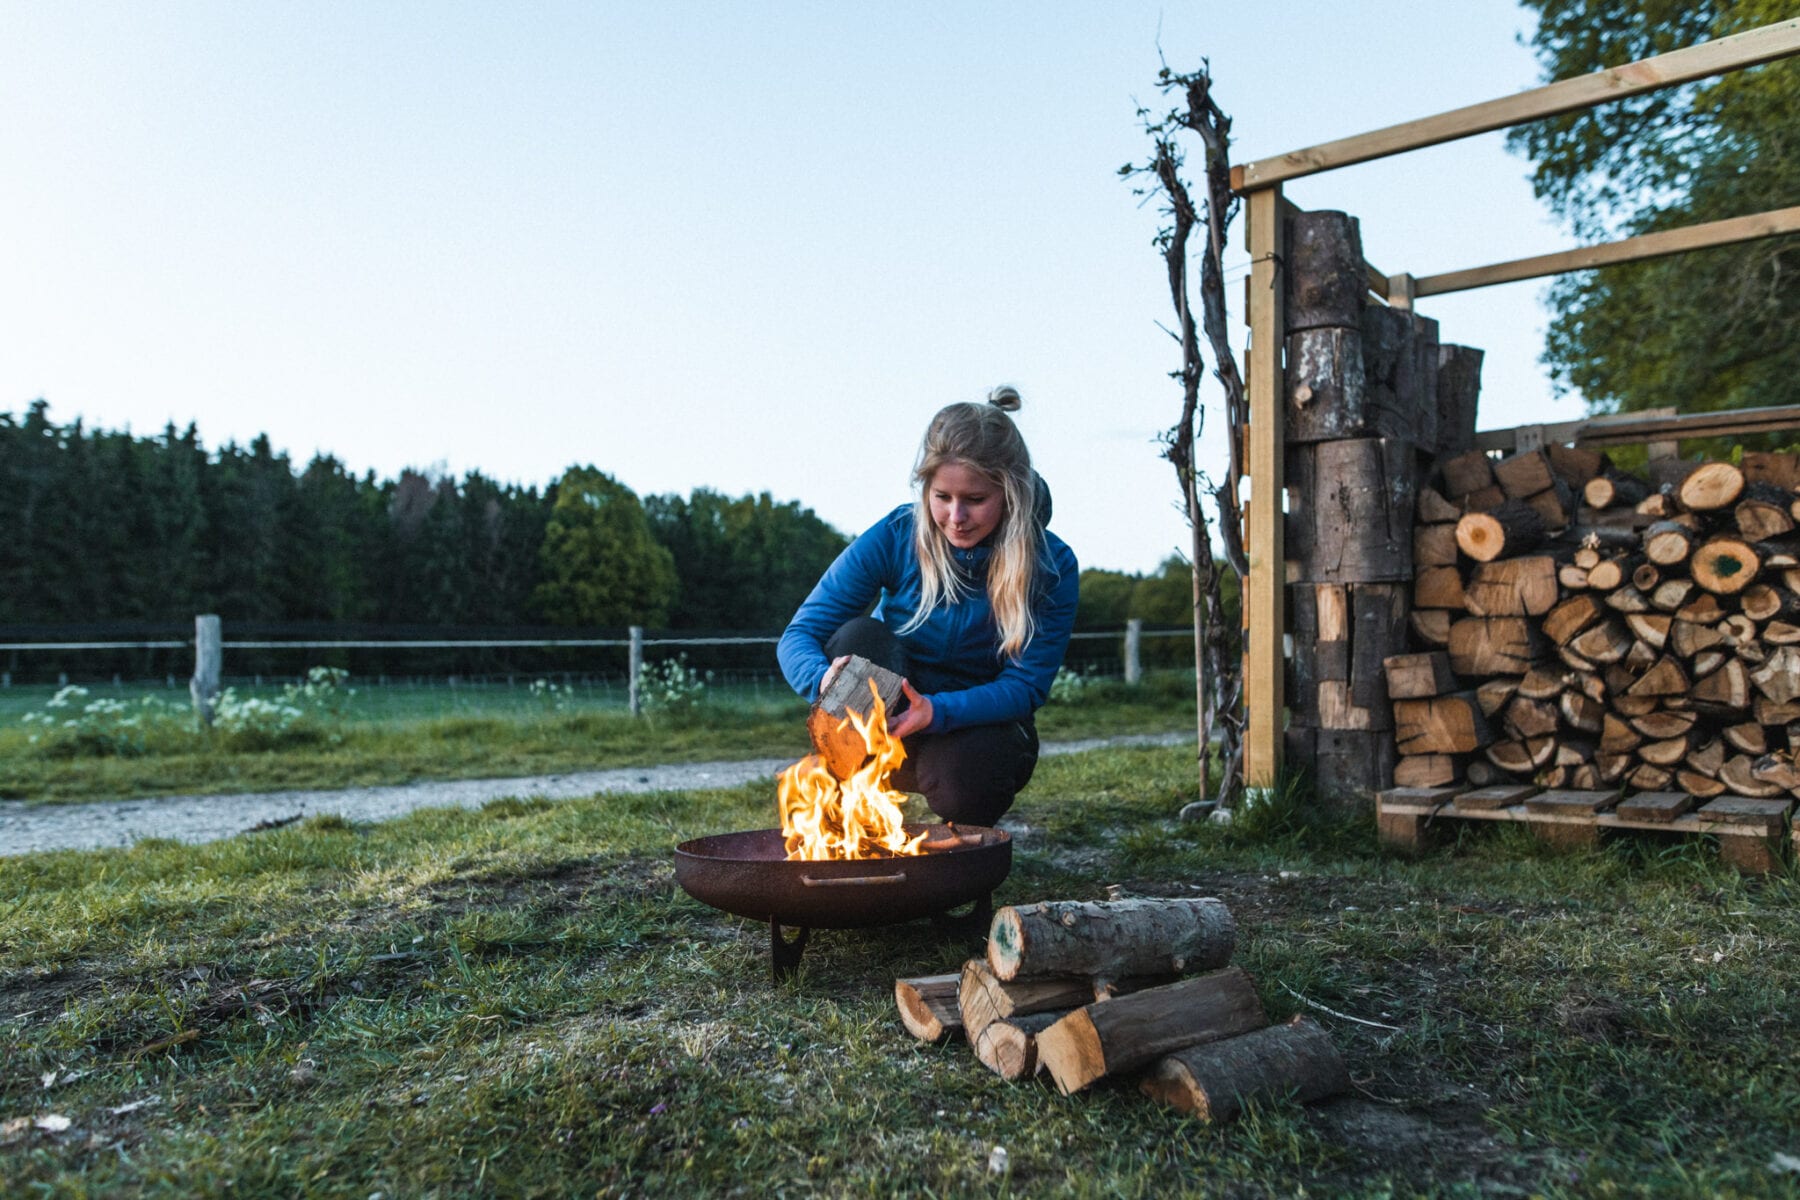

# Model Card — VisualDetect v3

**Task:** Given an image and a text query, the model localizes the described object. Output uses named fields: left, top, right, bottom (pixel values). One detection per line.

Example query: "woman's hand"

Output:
left=887, top=679, right=934, bottom=740
left=818, top=655, right=851, bottom=698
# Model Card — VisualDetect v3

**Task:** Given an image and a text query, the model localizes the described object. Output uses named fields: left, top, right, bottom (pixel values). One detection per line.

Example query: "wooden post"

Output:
left=191, top=614, right=221, bottom=726
left=627, top=625, right=644, bottom=716
left=1124, top=619, right=1143, bottom=685
left=1245, top=184, right=1287, bottom=788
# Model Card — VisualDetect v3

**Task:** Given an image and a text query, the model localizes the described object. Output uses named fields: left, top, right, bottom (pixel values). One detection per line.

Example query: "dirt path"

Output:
left=0, top=731, right=1192, bottom=857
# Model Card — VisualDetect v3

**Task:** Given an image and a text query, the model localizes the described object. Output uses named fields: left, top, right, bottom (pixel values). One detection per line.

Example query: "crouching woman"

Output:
left=777, top=389, right=1079, bottom=826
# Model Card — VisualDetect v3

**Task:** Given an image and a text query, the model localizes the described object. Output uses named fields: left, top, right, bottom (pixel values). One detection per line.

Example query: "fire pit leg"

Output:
left=769, top=919, right=811, bottom=982
left=929, top=890, right=994, bottom=941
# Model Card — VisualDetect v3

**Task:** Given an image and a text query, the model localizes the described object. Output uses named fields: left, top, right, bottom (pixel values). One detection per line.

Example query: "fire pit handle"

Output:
left=799, top=872, right=907, bottom=888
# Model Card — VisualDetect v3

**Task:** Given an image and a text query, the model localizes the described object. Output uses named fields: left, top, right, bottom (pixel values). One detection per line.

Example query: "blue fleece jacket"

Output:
left=777, top=505, right=1079, bottom=734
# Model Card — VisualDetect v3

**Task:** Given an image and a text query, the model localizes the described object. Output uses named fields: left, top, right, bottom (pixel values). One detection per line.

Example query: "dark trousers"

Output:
left=823, top=617, right=1039, bottom=827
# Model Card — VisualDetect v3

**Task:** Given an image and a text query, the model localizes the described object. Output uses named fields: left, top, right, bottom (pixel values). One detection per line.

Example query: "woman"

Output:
left=777, top=387, right=1079, bottom=826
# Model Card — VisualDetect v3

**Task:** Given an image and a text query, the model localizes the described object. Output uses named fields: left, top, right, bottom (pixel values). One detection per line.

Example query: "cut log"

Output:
left=1559, top=691, right=1604, bottom=733
left=1559, top=564, right=1592, bottom=590
left=1393, top=754, right=1459, bottom=788
left=1409, top=609, right=1452, bottom=649
left=1676, top=594, right=1727, bottom=625
left=1755, top=697, right=1800, bottom=725
left=1670, top=620, right=1726, bottom=659
left=1625, top=656, right=1689, bottom=698
left=1624, top=612, right=1672, bottom=650
left=1542, top=594, right=1603, bottom=646
left=1395, top=693, right=1492, bottom=755
left=1649, top=579, right=1696, bottom=613
left=1587, top=556, right=1635, bottom=592
left=1284, top=211, right=1368, bottom=333
left=896, top=974, right=963, bottom=1043
left=1549, top=443, right=1607, bottom=488
left=1441, top=449, right=1495, bottom=500
left=1502, top=696, right=1559, bottom=740
left=1448, top=618, right=1544, bottom=676
left=1417, top=486, right=1462, bottom=524
left=1383, top=652, right=1458, bottom=700
left=1035, top=967, right=1268, bottom=1096
left=970, top=1011, right=1065, bottom=1081
left=1722, top=722, right=1768, bottom=755
left=1743, top=451, right=1800, bottom=491
left=1720, top=614, right=1758, bottom=646
left=1413, top=566, right=1467, bottom=610
left=1766, top=620, right=1800, bottom=646
left=1486, top=736, right=1555, bottom=775
left=1629, top=710, right=1697, bottom=740
left=1435, top=345, right=1483, bottom=457
left=1719, top=755, right=1785, bottom=798
left=1677, top=461, right=1745, bottom=511
left=1455, top=501, right=1547, bottom=563
left=986, top=897, right=1236, bottom=983
left=1598, top=753, right=1633, bottom=783
left=1414, top=523, right=1461, bottom=570
left=1494, top=449, right=1556, bottom=499
left=1516, top=665, right=1567, bottom=701
left=1142, top=1015, right=1348, bottom=1123
left=958, top=959, right=1165, bottom=1034
left=1750, top=645, right=1800, bottom=705
left=1600, top=714, right=1643, bottom=755
left=1475, top=678, right=1519, bottom=717
left=812, top=655, right=908, bottom=778
left=1643, top=521, right=1697, bottom=566
left=1751, top=754, right=1800, bottom=792
left=1558, top=645, right=1600, bottom=672
left=1465, top=556, right=1558, bottom=617
left=1567, top=617, right=1632, bottom=665
left=1741, top=584, right=1800, bottom=624
left=1573, top=545, right=1602, bottom=570
left=1583, top=470, right=1649, bottom=510
left=1676, top=769, right=1728, bottom=798
left=1604, top=584, right=1651, bottom=614
left=1691, top=737, right=1726, bottom=777
left=1625, top=638, right=1660, bottom=672
left=1638, top=732, right=1698, bottom=767
left=1736, top=492, right=1796, bottom=541
left=1627, top=763, right=1675, bottom=791
left=1690, top=538, right=1761, bottom=595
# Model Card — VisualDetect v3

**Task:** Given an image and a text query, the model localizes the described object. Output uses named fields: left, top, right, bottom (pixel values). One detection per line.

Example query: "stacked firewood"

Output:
left=1393, top=444, right=1800, bottom=798
left=894, top=896, right=1348, bottom=1122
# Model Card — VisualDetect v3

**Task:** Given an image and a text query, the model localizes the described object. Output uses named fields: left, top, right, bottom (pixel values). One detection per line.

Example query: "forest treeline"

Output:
left=1, top=400, right=1200, bottom=644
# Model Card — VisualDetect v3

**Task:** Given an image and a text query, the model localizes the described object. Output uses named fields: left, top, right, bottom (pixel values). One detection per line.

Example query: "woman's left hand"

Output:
left=887, top=679, right=933, bottom=740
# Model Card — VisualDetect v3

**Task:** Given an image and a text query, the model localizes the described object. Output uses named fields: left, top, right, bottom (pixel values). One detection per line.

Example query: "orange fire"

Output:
left=779, top=683, right=926, bottom=861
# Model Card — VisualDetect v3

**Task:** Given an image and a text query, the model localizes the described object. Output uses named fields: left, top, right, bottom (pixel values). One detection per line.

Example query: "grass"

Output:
left=4, top=744, right=1799, bottom=1197
left=0, top=673, right=1197, bottom=804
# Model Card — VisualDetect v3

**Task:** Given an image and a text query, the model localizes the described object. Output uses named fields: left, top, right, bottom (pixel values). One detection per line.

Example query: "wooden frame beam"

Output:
left=1244, top=186, right=1287, bottom=788
left=1474, top=402, right=1800, bottom=454
left=1416, top=204, right=1800, bottom=297
left=1233, top=18, right=1800, bottom=190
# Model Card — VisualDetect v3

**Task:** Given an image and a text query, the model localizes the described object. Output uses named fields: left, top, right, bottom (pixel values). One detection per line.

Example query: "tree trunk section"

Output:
left=986, top=897, right=1236, bottom=983
left=1141, top=1016, right=1350, bottom=1123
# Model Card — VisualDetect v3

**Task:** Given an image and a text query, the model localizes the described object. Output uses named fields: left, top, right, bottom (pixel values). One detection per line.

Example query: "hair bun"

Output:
left=987, top=385, right=1022, bottom=412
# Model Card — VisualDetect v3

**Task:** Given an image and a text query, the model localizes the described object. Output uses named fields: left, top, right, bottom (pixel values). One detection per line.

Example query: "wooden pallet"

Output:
left=1376, top=785, right=1795, bottom=874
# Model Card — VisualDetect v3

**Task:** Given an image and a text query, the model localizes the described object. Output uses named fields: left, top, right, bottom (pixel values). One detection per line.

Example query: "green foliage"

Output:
left=634, top=654, right=712, bottom=717
left=644, top=489, right=848, bottom=630
left=1508, top=0, right=1800, bottom=417
left=18, top=687, right=189, bottom=759
left=532, top=466, right=678, bottom=627
left=1074, top=567, right=1136, bottom=628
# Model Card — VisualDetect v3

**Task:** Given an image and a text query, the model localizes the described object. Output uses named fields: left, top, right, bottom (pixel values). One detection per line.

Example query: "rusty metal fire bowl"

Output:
left=673, top=823, right=1011, bottom=979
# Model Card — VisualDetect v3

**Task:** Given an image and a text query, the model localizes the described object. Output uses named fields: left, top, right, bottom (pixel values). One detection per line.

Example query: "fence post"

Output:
left=628, top=625, right=644, bottom=717
left=1124, top=619, right=1143, bottom=685
left=191, top=614, right=222, bottom=726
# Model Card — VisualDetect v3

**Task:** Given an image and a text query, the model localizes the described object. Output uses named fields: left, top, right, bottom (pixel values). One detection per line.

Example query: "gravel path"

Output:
left=0, top=731, right=1192, bottom=856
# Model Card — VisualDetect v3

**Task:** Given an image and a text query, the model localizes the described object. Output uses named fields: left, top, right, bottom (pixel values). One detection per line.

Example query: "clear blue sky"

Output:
left=0, top=2, right=1576, bottom=574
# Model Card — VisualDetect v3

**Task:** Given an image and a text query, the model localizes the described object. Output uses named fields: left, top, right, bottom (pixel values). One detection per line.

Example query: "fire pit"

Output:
left=674, top=823, right=1011, bottom=980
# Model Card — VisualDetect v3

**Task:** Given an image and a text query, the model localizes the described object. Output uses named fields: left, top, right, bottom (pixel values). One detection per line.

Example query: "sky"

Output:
left=0, top=2, right=1580, bottom=575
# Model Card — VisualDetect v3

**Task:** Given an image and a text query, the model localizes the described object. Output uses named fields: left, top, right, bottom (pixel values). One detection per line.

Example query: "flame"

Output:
left=779, top=681, right=926, bottom=861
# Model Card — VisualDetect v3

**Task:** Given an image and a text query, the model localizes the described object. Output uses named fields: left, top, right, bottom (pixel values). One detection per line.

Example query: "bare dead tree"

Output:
left=1123, top=61, right=1249, bottom=810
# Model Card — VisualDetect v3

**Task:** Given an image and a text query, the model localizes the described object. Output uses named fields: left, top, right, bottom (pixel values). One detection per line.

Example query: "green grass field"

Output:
left=4, top=744, right=1797, bottom=1197
left=0, top=673, right=1198, bottom=804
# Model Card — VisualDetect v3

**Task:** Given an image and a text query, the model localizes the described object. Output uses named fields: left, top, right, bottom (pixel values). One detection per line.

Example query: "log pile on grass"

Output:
left=895, top=896, right=1349, bottom=1121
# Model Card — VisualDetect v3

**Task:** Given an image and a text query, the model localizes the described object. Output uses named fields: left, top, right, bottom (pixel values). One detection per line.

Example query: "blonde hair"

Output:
left=900, top=387, right=1041, bottom=662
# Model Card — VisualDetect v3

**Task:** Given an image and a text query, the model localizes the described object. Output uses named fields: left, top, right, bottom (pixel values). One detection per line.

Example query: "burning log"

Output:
left=986, top=897, right=1236, bottom=984
left=1141, top=1016, right=1350, bottom=1123
left=808, top=655, right=907, bottom=780
left=1034, top=967, right=1268, bottom=1096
